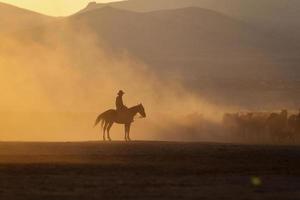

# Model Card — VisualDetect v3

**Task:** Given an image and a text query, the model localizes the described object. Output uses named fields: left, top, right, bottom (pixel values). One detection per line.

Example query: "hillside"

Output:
left=72, top=7, right=298, bottom=79
left=79, top=0, right=300, bottom=43
left=0, top=2, right=53, bottom=34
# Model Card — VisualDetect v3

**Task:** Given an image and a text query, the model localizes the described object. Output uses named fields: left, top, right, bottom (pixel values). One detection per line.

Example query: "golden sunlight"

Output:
left=1, top=0, right=122, bottom=16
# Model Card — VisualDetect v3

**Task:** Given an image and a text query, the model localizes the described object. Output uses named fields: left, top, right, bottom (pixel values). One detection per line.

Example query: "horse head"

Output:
left=137, top=103, right=146, bottom=118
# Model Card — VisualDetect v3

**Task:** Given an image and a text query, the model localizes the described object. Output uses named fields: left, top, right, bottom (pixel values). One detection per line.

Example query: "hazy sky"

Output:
left=1, top=0, right=122, bottom=16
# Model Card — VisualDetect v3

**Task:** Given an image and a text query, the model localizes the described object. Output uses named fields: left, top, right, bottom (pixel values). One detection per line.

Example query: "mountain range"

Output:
left=1, top=1, right=300, bottom=108
left=73, top=6, right=299, bottom=78
left=80, top=0, right=300, bottom=43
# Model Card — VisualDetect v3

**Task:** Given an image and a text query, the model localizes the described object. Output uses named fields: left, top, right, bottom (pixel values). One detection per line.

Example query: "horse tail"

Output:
left=94, top=114, right=103, bottom=127
left=94, top=110, right=114, bottom=127
left=94, top=113, right=106, bottom=127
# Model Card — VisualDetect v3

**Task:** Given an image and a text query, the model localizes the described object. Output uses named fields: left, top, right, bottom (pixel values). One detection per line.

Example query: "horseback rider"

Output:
left=116, top=90, right=128, bottom=112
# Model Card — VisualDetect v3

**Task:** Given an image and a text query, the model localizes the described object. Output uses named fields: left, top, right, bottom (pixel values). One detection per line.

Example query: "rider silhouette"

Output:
left=116, top=90, right=128, bottom=112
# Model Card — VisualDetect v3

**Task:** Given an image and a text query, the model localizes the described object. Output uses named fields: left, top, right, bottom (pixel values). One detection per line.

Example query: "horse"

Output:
left=94, top=104, right=146, bottom=141
left=288, top=112, right=300, bottom=139
left=266, top=110, right=289, bottom=141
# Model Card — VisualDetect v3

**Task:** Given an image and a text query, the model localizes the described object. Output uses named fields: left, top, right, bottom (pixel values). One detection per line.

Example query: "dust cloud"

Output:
left=0, top=20, right=227, bottom=142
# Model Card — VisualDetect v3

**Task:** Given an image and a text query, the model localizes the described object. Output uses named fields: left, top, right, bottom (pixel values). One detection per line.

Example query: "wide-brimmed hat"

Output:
left=118, top=90, right=125, bottom=95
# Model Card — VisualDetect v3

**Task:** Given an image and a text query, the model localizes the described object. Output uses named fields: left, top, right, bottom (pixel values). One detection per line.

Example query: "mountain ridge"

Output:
left=78, top=0, right=300, bottom=42
left=0, top=2, right=54, bottom=34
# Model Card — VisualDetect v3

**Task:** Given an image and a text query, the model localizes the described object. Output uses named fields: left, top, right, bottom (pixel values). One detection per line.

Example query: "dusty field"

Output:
left=0, top=141, right=300, bottom=200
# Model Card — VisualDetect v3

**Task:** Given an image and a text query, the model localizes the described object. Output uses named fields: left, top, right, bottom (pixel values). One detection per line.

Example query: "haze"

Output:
left=0, top=0, right=299, bottom=141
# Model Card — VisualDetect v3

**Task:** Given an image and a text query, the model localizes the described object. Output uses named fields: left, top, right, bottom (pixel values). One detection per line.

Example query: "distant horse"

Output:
left=94, top=104, right=146, bottom=141
left=288, top=113, right=300, bottom=138
left=266, top=110, right=289, bottom=141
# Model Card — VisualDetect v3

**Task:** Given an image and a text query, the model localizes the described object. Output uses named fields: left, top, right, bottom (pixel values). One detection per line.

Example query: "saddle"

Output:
left=116, top=106, right=132, bottom=123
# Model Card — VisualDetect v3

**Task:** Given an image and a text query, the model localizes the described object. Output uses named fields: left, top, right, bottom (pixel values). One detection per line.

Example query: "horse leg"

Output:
left=103, top=121, right=108, bottom=141
left=127, top=123, right=132, bottom=141
left=107, top=122, right=113, bottom=142
left=124, top=124, right=131, bottom=141
left=124, top=124, right=128, bottom=141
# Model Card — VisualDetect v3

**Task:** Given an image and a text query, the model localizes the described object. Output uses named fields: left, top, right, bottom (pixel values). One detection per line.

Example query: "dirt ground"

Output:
left=0, top=141, right=300, bottom=200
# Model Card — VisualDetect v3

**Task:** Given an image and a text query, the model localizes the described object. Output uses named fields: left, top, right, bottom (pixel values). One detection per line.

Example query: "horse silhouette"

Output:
left=94, top=104, right=146, bottom=141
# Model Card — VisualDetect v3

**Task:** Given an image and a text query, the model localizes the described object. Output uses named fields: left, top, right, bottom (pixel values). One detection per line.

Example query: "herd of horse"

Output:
left=223, top=110, right=300, bottom=142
